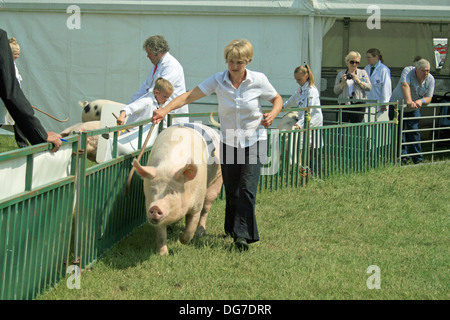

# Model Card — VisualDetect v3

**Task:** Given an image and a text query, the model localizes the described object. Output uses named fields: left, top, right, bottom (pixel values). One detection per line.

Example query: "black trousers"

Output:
left=342, top=106, right=365, bottom=123
left=220, top=141, right=266, bottom=243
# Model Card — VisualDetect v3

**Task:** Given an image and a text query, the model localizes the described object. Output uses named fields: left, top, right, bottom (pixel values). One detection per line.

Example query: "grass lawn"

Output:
left=36, top=162, right=449, bottom=300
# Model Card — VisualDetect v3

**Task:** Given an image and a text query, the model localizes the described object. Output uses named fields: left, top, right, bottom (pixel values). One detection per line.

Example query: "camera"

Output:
left=346, top=73, right=353, bottom=80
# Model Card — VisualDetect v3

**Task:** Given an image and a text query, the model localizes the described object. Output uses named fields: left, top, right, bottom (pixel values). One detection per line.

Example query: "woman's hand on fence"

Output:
left=152, top=108, right=168, bottom=124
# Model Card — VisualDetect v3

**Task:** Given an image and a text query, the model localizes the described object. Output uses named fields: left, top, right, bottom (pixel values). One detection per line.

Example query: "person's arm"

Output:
left=334, top=71, right=346, bottom=95
left=401, top=82, right=417, bottom=109
left=261, top=93, right=283, bottom=128
left=152, top=86, right=206, bottom=124
left=399, top=67, right=417, bottom=109
left=117, top=97, right=152, bottom=125
left=414, top=77, right=434, bottom=108
left=353, top=70, right=372, bottom=91
left=381, top=69, right=392, bottom=103
left=283, top=91, right=297, bottom=109
left=380, top=69, right=392, bottom=111
left=415, top=96, right=432, bottom=107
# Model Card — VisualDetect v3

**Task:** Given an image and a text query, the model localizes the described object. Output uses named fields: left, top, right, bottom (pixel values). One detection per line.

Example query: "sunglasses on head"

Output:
left=349, top=60, right=360, bottom=65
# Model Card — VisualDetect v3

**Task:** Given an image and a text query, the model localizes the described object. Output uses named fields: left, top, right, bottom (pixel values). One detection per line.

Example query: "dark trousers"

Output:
left=402, top=109, right=422, bottom=162
left=342, top=104, right=365, bottom=123
left=389, top=106, right=423, bottom=162
left=220, top=141, right=265, bottom=243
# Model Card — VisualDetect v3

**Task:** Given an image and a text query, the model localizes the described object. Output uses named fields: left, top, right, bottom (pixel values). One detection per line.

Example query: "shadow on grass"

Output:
left=102, top=219, right=232, bottom=270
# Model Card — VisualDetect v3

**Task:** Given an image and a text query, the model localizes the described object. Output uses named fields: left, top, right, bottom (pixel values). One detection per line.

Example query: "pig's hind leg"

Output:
left=195, top=174, right=223, bottom=238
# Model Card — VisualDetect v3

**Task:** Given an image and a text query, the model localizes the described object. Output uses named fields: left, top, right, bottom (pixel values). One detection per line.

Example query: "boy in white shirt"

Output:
left=117, top=77, right=173, bottom=128
left=102, top=78, right=173, bottom=162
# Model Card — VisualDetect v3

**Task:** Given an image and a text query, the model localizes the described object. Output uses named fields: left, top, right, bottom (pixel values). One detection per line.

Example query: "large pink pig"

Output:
left=133, top=123, right=223, bottom=256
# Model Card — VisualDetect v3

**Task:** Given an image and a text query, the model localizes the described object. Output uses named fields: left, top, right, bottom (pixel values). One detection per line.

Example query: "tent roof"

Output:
left=2, top=0, right=450, bottom=21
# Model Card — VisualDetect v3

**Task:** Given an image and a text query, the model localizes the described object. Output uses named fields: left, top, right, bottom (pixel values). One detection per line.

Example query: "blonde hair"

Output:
left=9, top=37, right=20, bottom=54
left=294, top=64, right=315, bottom=87
left=224, top=39, right=253, bottom=63
left=154, top=77, right=173, bottom=94
left=345, top=51, right=361, bottom=63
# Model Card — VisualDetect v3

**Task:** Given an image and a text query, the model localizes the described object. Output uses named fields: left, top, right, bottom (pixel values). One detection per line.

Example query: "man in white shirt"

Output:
left=128, top=35, right=188, bottom=126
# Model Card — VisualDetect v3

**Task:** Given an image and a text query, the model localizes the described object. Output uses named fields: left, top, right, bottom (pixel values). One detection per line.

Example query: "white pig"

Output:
left=79, top=99, right=125, bottom=122
left=133, top=123, right=223, bottom=256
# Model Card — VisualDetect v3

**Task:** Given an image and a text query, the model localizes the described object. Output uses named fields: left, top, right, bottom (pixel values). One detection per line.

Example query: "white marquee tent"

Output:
left=1, top=0, right=449, bottom=132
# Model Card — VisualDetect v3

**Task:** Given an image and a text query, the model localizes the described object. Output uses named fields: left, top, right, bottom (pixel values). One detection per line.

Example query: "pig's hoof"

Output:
left=195, top=226, right=206, bottom=238
left=179, top=234, right=192, bottom=245
left=159, top=246, right=169, bottom=256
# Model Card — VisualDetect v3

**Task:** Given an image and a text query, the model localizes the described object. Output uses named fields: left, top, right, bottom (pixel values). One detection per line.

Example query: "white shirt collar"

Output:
left=222, top=69, right=254, bottom=86
left=301, top=81, right=310, bottom=90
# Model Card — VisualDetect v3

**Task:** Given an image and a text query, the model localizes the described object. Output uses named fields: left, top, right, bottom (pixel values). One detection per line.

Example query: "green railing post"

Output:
left=301, top=106, right=311, bottom=186
left=73, top=131, right=88, bottom=268
left=398, top=101, right=404, bottom=165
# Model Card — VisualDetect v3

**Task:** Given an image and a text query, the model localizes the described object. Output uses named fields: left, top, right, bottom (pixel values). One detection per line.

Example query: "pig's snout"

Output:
left=148, top=206, right=164, bottom=223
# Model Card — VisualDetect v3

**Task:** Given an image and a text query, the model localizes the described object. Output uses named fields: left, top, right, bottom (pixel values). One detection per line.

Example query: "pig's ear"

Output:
left=133, top=159, right=157, bottom=179
left=175, top=163, right=198, bottom=182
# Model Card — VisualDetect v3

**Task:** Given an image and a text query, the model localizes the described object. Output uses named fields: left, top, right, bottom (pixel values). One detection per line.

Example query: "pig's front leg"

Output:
left=179, top=211, right=201, bottom=245
left=155, top=225, right=169, bottom=256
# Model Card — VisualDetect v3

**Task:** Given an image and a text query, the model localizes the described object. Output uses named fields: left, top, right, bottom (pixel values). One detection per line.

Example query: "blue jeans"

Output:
left=402, top=109, right=422, bottom=163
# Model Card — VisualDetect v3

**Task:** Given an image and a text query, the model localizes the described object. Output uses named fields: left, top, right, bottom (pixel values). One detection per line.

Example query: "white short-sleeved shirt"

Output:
left=283, top=81, right=323, bottom=128
left=198, top=69, right=278, bottom=148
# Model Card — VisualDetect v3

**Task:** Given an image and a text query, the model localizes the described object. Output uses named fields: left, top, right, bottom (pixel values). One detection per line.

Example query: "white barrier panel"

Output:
left=0, top=144, right=73, bottom=201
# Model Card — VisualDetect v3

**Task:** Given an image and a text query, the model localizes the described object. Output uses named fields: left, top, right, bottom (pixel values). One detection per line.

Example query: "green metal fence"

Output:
left=398, top=102, right=450, bottom=164
left=1, top=101, right=402, bottom=299
left=260, top=102, right=398, bottom=189
left=72, top=120, right=161, bottom=271
left=0, top=119, right=154, bottom=299
left=0, top=139, right=78, bottom=300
